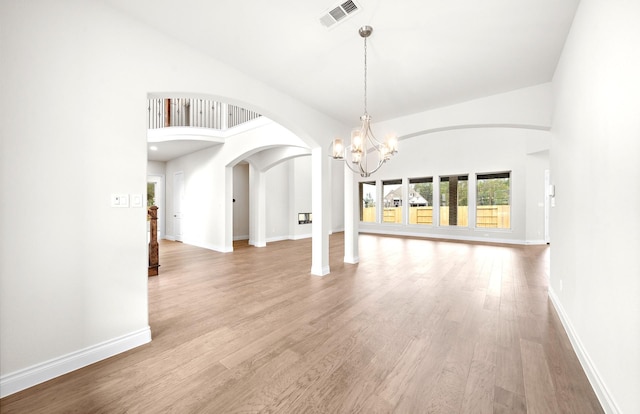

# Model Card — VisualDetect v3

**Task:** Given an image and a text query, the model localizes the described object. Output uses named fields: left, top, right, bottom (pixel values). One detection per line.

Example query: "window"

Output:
left=382, top=179, right=403, bottom=223
left=409, top=177, right=433, bottom=225
left=360, top=181, right=376, bottom=222
left=147, top=182, right=156, bottom=207
left=439, top=175, right=468, bottom=226
left=476, top=172, right=511, bottom=229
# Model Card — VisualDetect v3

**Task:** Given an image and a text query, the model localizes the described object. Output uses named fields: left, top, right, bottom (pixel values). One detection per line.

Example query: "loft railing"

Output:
left=147, top=98, right=261, bottom=130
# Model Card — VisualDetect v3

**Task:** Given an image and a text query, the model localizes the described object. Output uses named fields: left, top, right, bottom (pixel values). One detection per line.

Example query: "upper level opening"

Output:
left=147, top=97, right=269, bottom=162
left=148, top=98, right=262, bottom=131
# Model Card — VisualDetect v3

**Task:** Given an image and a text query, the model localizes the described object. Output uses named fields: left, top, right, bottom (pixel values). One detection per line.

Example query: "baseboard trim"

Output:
left=548, top=290, right=620, bottom=414
left=233, top=235, right=249, bottom=241
left=182, top=239, right=233, bottom=253
left=265, top=234, right=313, bottom=243
left=524, top=239, right=547, bottom=245
left=344, top=255, right=360, bottom=264
left=0, top=327, right=151, bottom=398
left=359, top=228, right=532, bottom=245
left=266, top=236, right=289, bottom=243
left=290, top=233, right=312, bottom=241
left=310, top=265, right=330, bottom=276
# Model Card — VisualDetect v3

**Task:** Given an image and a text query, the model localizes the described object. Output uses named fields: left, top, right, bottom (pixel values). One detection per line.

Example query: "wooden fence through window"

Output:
left=362, top=206, right=510, bottom=228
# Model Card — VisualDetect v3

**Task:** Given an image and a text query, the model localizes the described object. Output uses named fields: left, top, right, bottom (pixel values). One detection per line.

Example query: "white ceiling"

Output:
left=148, top=140, right=222, bottom=162
left=104, top=0, right=579, bottom=156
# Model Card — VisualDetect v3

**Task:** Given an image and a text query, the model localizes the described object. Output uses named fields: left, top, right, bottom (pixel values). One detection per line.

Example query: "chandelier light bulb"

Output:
left=332, top=138, right=344, bottom=158
left=386, top=135, right=398, bottom=154
left=351, top=130, right=363, bottom=153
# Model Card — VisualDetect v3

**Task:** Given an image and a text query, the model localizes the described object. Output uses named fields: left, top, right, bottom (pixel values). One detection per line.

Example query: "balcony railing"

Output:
left=147, top=98, right=261, bottom=130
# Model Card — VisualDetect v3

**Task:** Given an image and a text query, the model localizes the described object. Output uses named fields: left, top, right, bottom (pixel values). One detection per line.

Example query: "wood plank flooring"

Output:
left=0, top=234, right=603, bottom=413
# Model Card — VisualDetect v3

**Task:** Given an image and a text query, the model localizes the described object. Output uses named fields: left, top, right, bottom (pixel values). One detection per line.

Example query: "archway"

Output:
left=148, top=92, right=333, bottom=275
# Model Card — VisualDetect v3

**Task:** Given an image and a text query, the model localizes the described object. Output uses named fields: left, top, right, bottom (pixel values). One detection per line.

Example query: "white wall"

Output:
left=331, top=160, right=345, bottom=232
left=357, top=127, right=549, bottom=244
left=147, top=161, right=166, bottom=176
left=348, top=85, right=553, bottom=245
left=0, top=0, right=345, bottom=396
left=164, top=121, right=310, bottom=251
left=550, top=1, right=640, bottom=413
left=291, top=156, right=313, bottom=239
left=375, top=83, right=553, bottom=139
left=159, top=117, right=334, bottom=247
left=1, top=1, right=155, bottom=394
left=265, top=161, right=291, bottom=241
left=164, top=144, right=221, bottom=247
left=524, top=150, right=549, bottom=243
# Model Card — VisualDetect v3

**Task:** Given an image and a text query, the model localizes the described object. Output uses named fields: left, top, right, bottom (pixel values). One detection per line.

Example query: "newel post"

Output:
left=148, top=205, right=160, bottom=276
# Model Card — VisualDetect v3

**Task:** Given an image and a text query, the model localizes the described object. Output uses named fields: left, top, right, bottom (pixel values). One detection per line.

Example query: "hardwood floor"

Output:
left=0, top=234, right=603, bottom=413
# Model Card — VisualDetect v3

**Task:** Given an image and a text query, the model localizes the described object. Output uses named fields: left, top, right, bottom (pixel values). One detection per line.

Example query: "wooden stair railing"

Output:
left=148, top=206, right=160, bottom=276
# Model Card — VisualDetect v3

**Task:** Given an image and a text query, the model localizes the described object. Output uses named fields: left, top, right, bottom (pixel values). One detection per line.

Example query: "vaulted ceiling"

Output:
left=105, top=0, right=579, bottom=128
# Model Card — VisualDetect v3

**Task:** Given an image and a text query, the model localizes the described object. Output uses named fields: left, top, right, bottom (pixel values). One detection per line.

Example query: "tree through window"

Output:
left=409, top=177, right=433, bottom=225
left=439, top=175, right=468, bottom=226
left=382, top=179, right=402, bottom=223
left=476, top=172, right=511, bottom=228
left=359, top=181, right=376, bottom=222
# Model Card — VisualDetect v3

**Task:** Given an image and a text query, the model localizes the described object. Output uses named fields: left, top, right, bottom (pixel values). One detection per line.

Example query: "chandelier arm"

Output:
left=358, top=147, right=385, bottom=178
left=365, top=158, right=387, bottom=177
left=339, top=143, right=367, bottom=176
left=364, top=124, right=386, bottom=147
left=358, top=156, right=367, bottom=177
left=343, top=157, right=363, bottom=175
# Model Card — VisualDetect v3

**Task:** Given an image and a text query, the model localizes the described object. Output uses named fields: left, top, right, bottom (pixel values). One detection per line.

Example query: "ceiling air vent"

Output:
left=319, top=0, right=361, bottom=29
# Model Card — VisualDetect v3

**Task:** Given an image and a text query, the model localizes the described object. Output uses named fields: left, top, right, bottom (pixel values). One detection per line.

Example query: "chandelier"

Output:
left=332, top=26, right=398, bottom=178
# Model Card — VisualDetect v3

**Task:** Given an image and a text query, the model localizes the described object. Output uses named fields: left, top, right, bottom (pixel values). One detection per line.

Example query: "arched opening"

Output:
left=147, top=93, right=331, bottom=275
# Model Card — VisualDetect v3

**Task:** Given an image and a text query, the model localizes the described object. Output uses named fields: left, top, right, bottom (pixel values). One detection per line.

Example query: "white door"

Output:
left=173, top=171, right=184, bottom=242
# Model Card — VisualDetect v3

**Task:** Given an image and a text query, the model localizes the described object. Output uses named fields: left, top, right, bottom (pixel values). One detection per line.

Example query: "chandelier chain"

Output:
left=363, top=36, right=368, bottom=115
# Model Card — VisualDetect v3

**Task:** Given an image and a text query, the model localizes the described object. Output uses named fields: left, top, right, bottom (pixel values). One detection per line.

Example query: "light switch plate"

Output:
left=131, top=194, right=143, bottom=208
left=111, top=194, right=129, bottom=208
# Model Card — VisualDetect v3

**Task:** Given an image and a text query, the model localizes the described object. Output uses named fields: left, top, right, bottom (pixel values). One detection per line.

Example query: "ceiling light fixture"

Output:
left=332, top=25, right=397, bottom=177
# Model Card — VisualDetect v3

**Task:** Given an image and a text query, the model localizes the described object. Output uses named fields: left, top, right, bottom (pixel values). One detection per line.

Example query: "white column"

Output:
left=376, top=179, right=383, bottom=223
left=249, top=164, right=256, bottom=246
left=433, top=176, right=441, bottom=226
left=344, top=164, right=359, bottom=263
left=402, top=177, right=410, bottom=225
left=311, top=147, right=330, bottom=276
left=249, top=164, right=267, bottom=247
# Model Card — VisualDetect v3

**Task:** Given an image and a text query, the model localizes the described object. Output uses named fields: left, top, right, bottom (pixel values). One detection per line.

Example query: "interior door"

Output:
left=173, top=171, right=184, bottom=241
